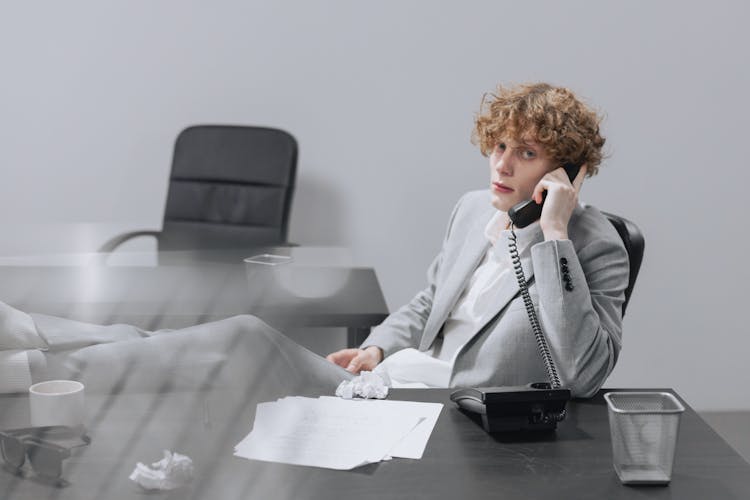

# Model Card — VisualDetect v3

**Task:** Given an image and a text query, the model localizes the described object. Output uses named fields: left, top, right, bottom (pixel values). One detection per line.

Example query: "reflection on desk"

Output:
left=1, top=388, right=749, bottom=499
left=0, top=247, right=388, bottom=346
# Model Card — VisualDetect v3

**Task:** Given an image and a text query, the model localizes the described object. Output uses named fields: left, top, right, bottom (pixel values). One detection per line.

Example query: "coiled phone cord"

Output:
left=508, top=225, right=564, bottom=393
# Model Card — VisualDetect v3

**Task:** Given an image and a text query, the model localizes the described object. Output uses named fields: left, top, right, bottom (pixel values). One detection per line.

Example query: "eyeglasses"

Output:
left=0, top=426, right=91, bottom=479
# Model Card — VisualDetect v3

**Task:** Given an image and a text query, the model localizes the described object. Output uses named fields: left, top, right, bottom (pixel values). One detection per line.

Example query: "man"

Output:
left=327, top=83, right=628, bottom=398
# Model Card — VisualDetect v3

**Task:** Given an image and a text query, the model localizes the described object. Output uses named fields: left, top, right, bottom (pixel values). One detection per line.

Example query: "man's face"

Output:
left=488, top=137, right=555, bottom=212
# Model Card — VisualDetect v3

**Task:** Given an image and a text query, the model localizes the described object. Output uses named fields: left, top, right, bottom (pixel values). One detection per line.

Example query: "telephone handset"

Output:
left=450, top=162, right=581, bottom=433
left=507, top=163, right=582, bottom=229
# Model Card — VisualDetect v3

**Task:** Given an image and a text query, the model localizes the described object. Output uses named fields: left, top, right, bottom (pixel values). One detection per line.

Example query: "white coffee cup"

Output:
left=29, top=380, right=86, bottom=430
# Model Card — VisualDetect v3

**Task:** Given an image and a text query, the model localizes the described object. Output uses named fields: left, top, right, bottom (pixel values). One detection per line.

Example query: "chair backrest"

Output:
left=601, top=211, right=645, bottom=317
left=160, top=125, right=298, bottom=250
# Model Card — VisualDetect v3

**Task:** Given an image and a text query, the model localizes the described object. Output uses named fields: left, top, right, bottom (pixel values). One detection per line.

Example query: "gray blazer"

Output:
left=361, top=190, right=629, bottom=398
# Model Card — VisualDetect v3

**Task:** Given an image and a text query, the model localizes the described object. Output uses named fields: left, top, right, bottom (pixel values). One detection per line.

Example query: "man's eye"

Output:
left=497, top=143, right=506, bottom=151
left=522, top=150, right=536, bottom=159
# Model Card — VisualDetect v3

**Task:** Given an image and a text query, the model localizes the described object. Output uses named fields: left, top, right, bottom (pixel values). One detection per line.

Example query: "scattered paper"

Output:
left=234, top=396, right=443, bottom=469
left=318, top=396, right=443, bottom=459
left=129, top=450, right=194, bottom=490
left=335, top=370, right=390, bottom=399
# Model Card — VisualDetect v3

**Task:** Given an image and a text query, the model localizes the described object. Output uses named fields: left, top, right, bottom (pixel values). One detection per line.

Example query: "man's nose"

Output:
left=496, top=149, right=514, bottom=175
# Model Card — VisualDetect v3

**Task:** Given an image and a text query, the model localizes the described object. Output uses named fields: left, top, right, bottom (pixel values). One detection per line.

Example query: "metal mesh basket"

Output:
left=604, top=392, right=685, bottom=485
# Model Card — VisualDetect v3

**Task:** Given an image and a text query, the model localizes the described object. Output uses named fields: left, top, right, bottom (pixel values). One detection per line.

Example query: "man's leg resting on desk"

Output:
left=1, top=301, right=352, bottom=397
left=51, top=315, right=352, bottom=395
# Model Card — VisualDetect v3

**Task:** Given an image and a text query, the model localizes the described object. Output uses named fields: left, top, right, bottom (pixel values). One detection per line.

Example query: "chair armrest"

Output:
left=97, top=230, right=161, bottom=254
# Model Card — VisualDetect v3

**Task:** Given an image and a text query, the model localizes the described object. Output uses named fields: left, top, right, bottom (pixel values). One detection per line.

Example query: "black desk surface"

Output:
left=1, top=388, right=748, bottom=499
left=0, top=262, right=389, bottom=332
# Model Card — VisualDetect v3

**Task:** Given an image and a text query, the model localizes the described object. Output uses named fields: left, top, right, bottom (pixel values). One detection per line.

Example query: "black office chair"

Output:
left=99, top=125, right=298, bottom=253
left=601, top=212, right=644, bottom=316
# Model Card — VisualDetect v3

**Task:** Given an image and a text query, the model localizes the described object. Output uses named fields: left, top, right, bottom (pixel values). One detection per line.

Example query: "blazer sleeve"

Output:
left=360, top=194, right=467, bottom=357
left=530, top=235, right=629, bottom=398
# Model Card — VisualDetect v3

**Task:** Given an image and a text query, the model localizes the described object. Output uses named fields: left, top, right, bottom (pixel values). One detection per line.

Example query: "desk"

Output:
left=0, top=388, right=748, bottom=499
left=0, top=249, right=389, bottom=347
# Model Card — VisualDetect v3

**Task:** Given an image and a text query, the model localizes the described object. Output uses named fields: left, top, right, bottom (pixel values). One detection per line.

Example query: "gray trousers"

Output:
left=31, top=314, right=353, bottom=397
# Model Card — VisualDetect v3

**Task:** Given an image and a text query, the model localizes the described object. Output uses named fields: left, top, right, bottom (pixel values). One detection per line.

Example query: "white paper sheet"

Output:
left=234, top=397, right=420, bottom=470
left=316, top=396, right=443, bottom=459
left=234, top=396, right=443, bottom=469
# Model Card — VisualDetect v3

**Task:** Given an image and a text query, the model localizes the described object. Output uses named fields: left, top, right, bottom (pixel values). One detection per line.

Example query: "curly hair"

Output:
left=472, top=83, right=606, bottom=176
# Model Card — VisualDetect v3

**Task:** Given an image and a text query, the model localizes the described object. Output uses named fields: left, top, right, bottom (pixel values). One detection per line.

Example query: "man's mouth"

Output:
left=492, top=182, right=514, bottom=193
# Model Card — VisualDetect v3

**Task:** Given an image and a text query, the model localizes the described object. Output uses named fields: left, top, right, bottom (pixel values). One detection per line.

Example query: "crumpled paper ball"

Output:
left=129, top=450, right=194, bottom=490
left=335, top=370, right=391, bottom=399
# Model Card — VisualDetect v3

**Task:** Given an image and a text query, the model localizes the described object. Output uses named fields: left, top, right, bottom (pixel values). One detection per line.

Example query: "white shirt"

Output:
left=377, top=211, right=539, bottom=387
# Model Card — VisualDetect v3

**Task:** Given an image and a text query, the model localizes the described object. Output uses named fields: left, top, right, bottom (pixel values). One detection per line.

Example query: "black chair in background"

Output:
left=99, top=125, right=298, bottom=253
left=601, top=212, right=645, bottom=316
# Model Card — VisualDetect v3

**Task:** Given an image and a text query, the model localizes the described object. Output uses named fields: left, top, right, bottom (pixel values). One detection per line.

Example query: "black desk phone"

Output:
left=450, top=383, right=570, bottom=432
left=450, top=163, right=580, bottom=432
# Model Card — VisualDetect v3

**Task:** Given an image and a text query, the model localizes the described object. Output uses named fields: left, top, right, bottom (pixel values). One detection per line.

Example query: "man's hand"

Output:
left=534, top=164, right=587, bottom=241
left=326, top=346, right=383, bottom=373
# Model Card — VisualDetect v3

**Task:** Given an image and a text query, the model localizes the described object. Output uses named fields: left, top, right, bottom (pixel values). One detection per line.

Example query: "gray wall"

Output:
left=1, top=1, right=748, bottom=410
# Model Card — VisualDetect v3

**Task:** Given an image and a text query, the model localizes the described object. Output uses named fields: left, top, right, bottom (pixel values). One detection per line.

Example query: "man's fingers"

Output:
left=572, top=164, right=587, bottom=192
left=346, top=355, right=362, bottom=373
left=326, top=353, right=343, bottom=366
left=329, top=347, right=379, bottom=373
left=532, top=179, right=550, bottom=204
left=326, top=349, right=357, bottom=367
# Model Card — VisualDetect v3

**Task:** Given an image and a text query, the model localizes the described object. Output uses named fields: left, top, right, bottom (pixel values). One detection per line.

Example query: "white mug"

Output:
left=29, top=380, right=86, bottom=430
